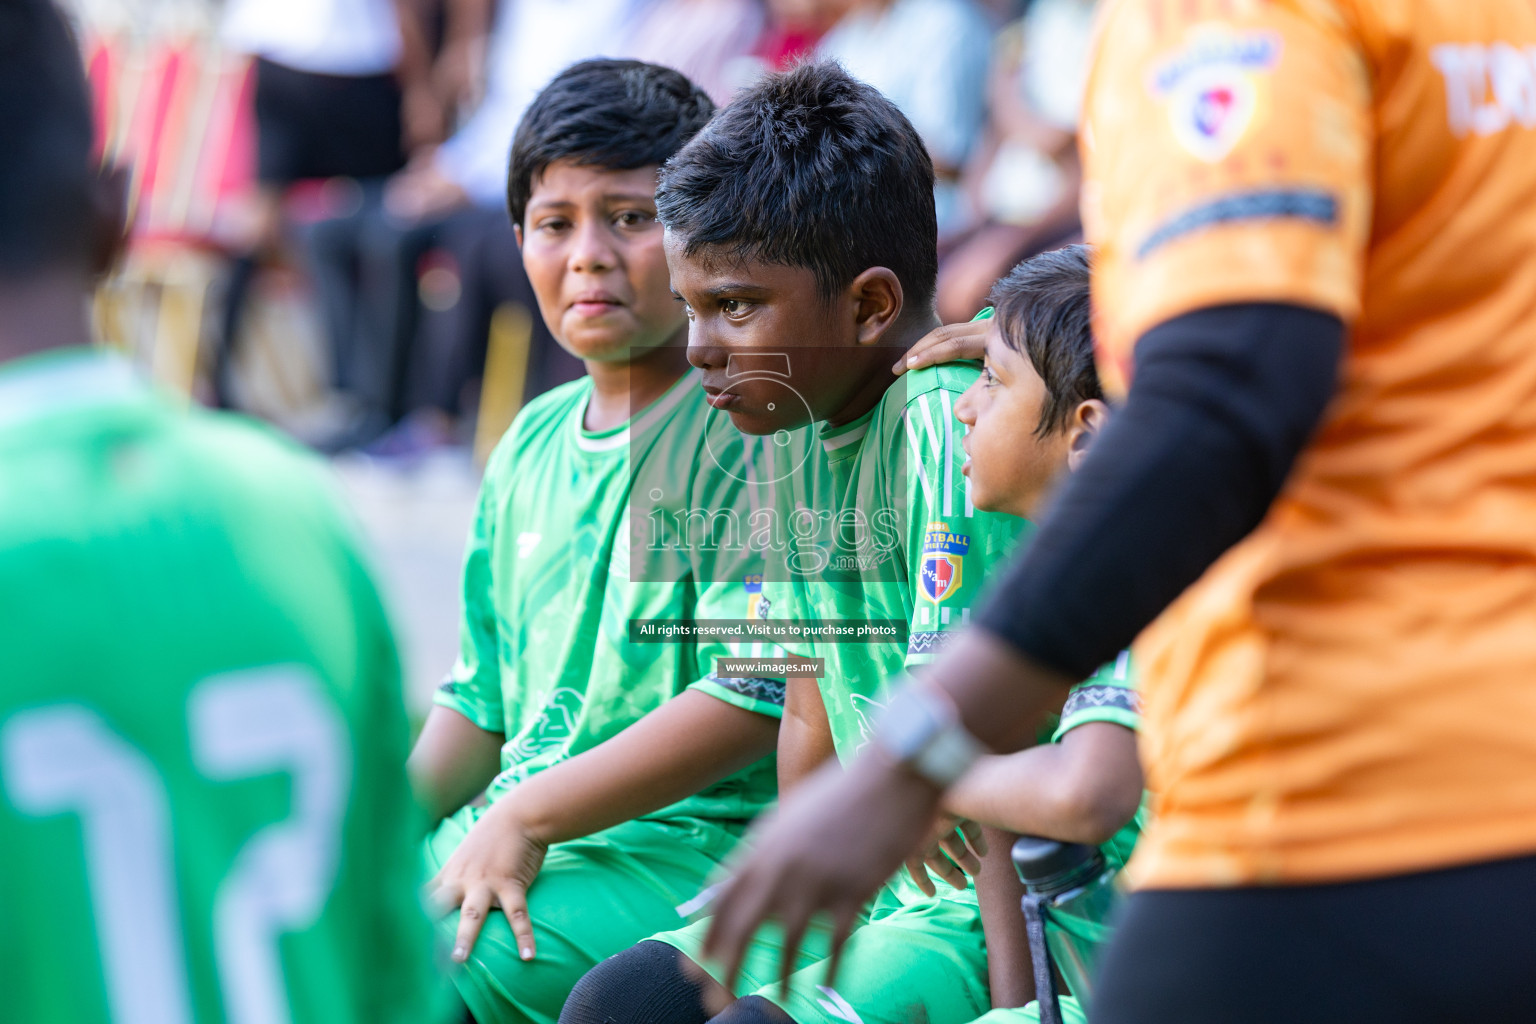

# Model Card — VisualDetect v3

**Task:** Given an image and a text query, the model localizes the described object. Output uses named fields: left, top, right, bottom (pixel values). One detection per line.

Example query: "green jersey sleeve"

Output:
left=898, top=366, right=1029, bottom=668
left=1051, top=651, right=1141, bottom=741
left=433, top=434, right=514, bottom=733
left=686, top=572, right=789, bottom=719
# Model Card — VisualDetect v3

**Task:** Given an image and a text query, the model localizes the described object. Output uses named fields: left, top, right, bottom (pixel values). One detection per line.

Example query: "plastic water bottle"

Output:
left=1012, top=836, right=1120, bottom=1022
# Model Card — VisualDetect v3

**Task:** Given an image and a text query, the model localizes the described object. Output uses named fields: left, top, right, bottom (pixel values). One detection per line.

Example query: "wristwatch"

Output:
left=875, top=684, right=984, bottom=788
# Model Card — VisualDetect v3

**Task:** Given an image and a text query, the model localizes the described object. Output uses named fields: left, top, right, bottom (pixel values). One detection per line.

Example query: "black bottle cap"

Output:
left=1011, top=836, right=1103, bottom=894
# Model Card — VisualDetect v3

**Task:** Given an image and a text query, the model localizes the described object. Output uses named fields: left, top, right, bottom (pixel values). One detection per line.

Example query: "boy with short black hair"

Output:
left=0, top=4, right=448, bottom=1022
left=407, top=59, right=789, bottom=1024
left=562, top=61, right=1028, bottom=1024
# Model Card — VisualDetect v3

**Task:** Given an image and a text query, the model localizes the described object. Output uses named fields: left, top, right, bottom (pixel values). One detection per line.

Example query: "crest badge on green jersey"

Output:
left=745, top=574, right=766, bottom=618
left=919, top=522, right=969, bottom=603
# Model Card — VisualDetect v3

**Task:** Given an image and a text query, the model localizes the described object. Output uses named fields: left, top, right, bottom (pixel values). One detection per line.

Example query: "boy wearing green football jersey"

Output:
left=0, top=5, right=449, bottom=1023
left=560, top=63, right=1041, bottom=1024
left=406, top=60, right=792, bottom=1024
left=939, top=247, right=1144, bottom=1024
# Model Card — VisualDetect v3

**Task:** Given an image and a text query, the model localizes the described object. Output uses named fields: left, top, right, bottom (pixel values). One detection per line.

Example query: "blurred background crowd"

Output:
left=62, top=0, right=1098, bottom=710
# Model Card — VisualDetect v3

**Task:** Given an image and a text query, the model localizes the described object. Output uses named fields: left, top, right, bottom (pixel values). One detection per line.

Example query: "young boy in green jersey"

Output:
left=559, top=62, right=1029, bottom=1024
left=560, top=76, right=1147, bottom=1024
left=0, top=5, right=449, bottom=1023
left=940, top=247, right=1144, bottom=1024
left=406, top=60, right=794, bottom=1024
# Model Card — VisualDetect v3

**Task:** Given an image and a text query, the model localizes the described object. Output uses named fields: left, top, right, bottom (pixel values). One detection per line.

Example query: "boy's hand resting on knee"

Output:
left=417, top=691, right=782, bottom=967
left=426, top=797, right=550, bottom=964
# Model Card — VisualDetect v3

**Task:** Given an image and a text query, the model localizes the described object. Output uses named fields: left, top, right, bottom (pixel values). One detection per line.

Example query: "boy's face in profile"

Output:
left=517, top=160, right=684, bottom=363
left=667, top=235, right=893, bottom=436
left=954, top=321, right=1076, bottom=521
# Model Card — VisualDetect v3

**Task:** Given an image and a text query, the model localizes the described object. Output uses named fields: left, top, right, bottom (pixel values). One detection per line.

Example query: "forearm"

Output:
left=407, top=705, right=505, bottom=823
left=941, top=304, right=1343, bottom=750
left=779, top=676, right=838, bottom=794
left=947, top=749, right=1078, bottom=837
left=945, top=725, right=1143, bottom=845
left=442, top=0, right=492, bottom=45
left=505, top=690, right=779, bottom=844
left=391, top=0, right=434, bottom=86
left=976, top=827, right=1034, bottom=1009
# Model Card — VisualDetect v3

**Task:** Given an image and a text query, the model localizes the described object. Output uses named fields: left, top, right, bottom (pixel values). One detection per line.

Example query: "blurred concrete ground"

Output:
left=332, top=448, right=481, bottom=719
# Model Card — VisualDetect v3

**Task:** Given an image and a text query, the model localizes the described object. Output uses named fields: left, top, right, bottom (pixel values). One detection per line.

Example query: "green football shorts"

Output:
left=652, top=886, right=990, bottom=1024
left=966, top=996, right=1087, bottom=1024
left=423, top=804, right=742, bottom=1024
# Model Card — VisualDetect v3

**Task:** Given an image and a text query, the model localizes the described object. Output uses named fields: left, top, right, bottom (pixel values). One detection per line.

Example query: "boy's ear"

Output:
left=1066, top=399, right=1110, bottom=472
left=849, top=267, right=904, bottom=346
left=513, top=223, right=524, bottom=248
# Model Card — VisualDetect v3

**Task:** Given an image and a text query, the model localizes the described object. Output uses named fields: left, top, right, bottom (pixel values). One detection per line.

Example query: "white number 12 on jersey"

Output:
left=0, top=665, right=351, bottom=1024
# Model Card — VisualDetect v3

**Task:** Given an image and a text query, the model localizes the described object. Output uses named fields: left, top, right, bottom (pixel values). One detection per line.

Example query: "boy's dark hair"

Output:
left=0, top=0, right=97, bottom=275
left=656, top=61, right=938, bottom=309
left=507, top=59, right=715, bottom=226
left=989, top=244, right=1102, bottom=437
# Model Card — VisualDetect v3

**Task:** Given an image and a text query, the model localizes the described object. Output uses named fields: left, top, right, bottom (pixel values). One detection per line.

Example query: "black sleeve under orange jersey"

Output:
left=974, top=303, right=1342, bottom=680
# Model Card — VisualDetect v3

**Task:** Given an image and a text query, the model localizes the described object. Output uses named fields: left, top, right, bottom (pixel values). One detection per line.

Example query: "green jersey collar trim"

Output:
left=572, top=369, right=700, bottom=454
left=0, top=346, right=142, bottom=433
left=820, top=407, right=875, bottom=453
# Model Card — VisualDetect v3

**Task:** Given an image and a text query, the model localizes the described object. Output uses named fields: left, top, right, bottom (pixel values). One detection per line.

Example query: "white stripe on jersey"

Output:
left=815, top=986, right=866, bottom=1024
left=916, top=392, right=944, bottom=471
left=821, top=422, right=869, bottom=451
left=674, top=884, right=722, bottom=917
left=903, top=409, right=935, bottom=514
left=939, top=389, right=955, bottom=517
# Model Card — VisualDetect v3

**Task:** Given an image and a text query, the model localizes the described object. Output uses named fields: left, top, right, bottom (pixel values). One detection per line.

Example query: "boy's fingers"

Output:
left=452, top=888, right=492, bottom=962
left=959, top=819, right=988, bottom=857
left=499, top=885, right=537, bottom=961
left=821, top=901, right=861, bottom=991
left=895, top=323, right=989, bottom=374
left=939, top=831, right=981, bottom=877
left=702, top=875, right=772, bottom=994
left=895, top=338, right=958, bottom=375
left=893, top=330, right=954, bottom=373
left=776, top=893, right=814, bottom=996
left=908, top=340, right=961, bottom=370
left=425, top=878, right=462, bottom=919
left=926, top=849, right=969, bottom=890
left=905, top=854, right=937, bottom=896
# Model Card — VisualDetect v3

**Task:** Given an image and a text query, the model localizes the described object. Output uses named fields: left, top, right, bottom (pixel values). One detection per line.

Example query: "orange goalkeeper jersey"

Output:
left=1082, top=0, right=1536, bottom=887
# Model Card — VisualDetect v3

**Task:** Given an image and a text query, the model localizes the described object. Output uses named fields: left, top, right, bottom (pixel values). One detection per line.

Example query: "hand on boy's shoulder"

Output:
left=893, top=318, right=990, bottom=376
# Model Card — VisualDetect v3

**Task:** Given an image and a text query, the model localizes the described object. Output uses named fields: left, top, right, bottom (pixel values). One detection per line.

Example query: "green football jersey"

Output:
left=769, top=363, right=1144, bottom=903
left=777, top=363, right=1028, bottom=762
left=760, top=364, right=1027, bottom=904
left=0, top=349, right=448, bottom=1024
left=433, top=370, right=780, bottom=823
